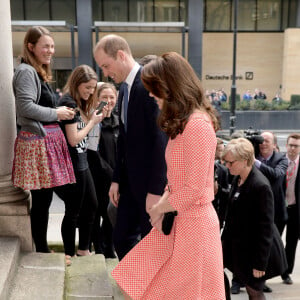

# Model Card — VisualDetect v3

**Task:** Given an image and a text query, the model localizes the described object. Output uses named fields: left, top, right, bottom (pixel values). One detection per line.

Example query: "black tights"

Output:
left=246, top=285, right=266, bottom=300
left=30, top=188, right=53, bottom=253
left=57, top=169, right=98, bottom=256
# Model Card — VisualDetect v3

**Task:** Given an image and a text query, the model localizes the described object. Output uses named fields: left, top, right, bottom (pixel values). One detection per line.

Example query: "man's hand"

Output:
left=109, top=182, right=120, bottom=207
left=146, top=193, right=161, bottom=213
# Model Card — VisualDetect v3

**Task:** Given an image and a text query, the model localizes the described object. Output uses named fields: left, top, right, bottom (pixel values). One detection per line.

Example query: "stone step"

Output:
left=0, top=237, right=20, bottom=300
left=8, top=252, right=65, bottom=300
left=65, top=254, right=113, bottom=300
left=105, top=258, right=124, bottom=300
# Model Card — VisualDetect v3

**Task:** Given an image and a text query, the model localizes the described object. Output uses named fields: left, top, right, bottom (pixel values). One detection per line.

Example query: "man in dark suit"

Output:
left=281, top=133, right=300, bottom=285
left=93, top=35, right=167, bottom=260
left=255, top=131, right=288, bottom=234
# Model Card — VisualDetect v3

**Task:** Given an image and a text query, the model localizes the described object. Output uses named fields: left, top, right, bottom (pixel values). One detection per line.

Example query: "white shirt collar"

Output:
left=125, top=62, right=140, bottom=90
left=286, top=154, right=299, bottom=164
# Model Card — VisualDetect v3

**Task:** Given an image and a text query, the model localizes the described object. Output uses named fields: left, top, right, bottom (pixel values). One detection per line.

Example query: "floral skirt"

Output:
left=12, top=124, right=76, bottom=190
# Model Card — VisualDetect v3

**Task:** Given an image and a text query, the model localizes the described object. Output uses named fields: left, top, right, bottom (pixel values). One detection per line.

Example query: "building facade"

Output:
left=10, top=0, right=300, bottom=100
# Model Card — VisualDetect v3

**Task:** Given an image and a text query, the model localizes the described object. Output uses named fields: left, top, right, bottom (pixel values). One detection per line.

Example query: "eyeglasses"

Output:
left=224, top=160, right=237, bottom=167
left=287, top=144, right=300, bottom=149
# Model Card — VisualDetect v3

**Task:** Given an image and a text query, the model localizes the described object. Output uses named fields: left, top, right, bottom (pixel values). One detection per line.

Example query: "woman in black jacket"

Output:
left=87, top=82, right=119, bottom=257
left=58, top=65, right=105, bottom=264
left=221, top=138, right=287, bottom=300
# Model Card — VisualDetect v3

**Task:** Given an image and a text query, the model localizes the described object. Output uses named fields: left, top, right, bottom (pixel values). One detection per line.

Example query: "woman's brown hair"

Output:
left=63, top=65, right=98, bottom=118
left=141, top=52, right=220, bottom=139
left=22, top=26, right=53, bottom=82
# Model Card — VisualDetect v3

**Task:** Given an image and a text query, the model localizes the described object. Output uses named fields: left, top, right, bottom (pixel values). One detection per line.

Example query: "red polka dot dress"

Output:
left=112, top=113, right=225, bottom=300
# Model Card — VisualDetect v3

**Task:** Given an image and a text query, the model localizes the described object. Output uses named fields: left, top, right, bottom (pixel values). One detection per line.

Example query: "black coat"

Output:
left=222, top=166, right=287, bottom=287
left=257, top=151, right=288, bottom=223
left=212, top=161, right=230, bottom=228
left=113, top=68, right=167, bottom=199
left=284, top=159, right=300, bottom=239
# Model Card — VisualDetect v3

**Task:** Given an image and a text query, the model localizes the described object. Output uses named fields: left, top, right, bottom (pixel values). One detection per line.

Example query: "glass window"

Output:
left=51, top=0, right=76, bottom=24
left=11, top=0, right=24, bottom=20
left=25, top=0, right=50, bottom=20
left=92, top=0, right=103, bottom=21
left=286, top=0, right=297, bottom=28
left=103, top=0, right=127, bottom=22
left=154, top=0, right=181, bottom=22
left=180, top=0, right=188, bottom=23
left=236, top=0, right=256, bottom=31
left=129, top=0, right=153, bottom=22
left=256, top=0, right=282, bottom=31
left=205, top=0, right=231, bottom=31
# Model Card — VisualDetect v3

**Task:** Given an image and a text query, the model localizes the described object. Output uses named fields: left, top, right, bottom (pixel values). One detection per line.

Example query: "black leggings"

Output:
left=30, top=188, right=53, bottom=253
left=57, top=169, right=98, bottom=256
left=246, top=285, right=266, bottom=300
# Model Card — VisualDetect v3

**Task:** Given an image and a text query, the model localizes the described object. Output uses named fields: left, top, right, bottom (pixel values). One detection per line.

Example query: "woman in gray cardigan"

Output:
left=12, top=26, right=76, bottom=253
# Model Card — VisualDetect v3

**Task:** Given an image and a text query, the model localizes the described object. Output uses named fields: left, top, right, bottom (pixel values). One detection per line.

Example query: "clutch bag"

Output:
left=162, top=211, right=178, bottom=235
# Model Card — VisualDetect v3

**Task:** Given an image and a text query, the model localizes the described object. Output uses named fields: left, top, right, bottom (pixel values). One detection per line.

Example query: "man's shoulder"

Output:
left=270, top=151, right=287, bottom=164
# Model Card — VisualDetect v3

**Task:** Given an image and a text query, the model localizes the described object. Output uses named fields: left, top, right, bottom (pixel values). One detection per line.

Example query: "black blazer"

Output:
left=284, top=158, right=300, bottom=239
left=112, top=68, right=167, bottom=199
left=257, top=151, right=288, bottom=223
left=222, top=167, right=287, bottom=285
left=295, top=163, right=300, bottom=238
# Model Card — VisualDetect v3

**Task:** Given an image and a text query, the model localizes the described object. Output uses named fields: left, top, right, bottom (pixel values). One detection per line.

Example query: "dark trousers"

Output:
left=275, top=219, right=286, bottom=236
left=57, top=169, right=97, bottom=256
left=88, top=150, right=114, bottom=254
left=30, top=188, right=53, bottom=253
left=113, top=181, right=152, bottom=260
left=283, top=205, right=299, bottom=276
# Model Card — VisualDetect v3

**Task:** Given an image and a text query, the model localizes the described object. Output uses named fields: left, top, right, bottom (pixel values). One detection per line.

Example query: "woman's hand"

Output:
left=151, top=214, right=164, bottom=234
left=253, top=269, right=265, bottom=278
left=149, top=203, right=164, bottom=231
left=90, top=110, right=105, bottom=125
left=56, top=106, right=75, bottom=121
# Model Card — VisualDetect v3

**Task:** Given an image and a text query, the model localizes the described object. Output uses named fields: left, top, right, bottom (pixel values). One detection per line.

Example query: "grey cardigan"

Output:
left=13, top=63, right=58, bottom=137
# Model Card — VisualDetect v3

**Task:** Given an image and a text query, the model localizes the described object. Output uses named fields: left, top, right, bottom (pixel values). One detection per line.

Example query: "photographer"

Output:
left=255, top=131, right=288, bottom=235
left=213, top=138, right=230, bottom=229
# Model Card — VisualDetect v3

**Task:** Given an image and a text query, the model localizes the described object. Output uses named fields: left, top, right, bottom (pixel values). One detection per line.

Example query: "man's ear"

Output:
left=27, top=43, right=34, bottom=52
left=117, top=50, right=126, bottom=61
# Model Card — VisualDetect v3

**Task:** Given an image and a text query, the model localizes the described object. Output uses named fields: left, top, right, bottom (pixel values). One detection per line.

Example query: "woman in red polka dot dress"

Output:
left=112, top=52, right=225, bottom=300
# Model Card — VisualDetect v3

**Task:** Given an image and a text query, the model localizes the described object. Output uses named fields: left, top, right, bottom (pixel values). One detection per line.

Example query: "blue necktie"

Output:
left=123, top=83, right=129, bottom=131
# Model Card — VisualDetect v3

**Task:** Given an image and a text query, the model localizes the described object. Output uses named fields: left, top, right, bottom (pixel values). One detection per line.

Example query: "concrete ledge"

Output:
left=65, top=254, right=113, bottom=300
left=9, top=252, right=65, bottom=300
left=0, top=237, right=20, bottom=300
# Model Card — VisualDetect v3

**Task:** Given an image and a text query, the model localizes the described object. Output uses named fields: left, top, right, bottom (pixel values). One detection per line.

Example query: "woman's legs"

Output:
left=30, top=188, right=53, bottom=253
left=245, top=285, right=266, bottom=300
left=58, top=173, right=85, bottom=257
left=78, top=169, right=98, bottom=254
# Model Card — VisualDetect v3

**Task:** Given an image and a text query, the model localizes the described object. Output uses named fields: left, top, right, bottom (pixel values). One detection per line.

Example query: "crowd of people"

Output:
left=11, top=26, right=300, bottom=300
left=206, top=87, right=285, bottom=104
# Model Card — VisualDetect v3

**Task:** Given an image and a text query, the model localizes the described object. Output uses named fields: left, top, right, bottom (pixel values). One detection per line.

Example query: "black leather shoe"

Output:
left=282, top=275, right=293, bottom=285
left=231, top=282, right=240, bottom=294
left=263, top=285, right=272, bottom=293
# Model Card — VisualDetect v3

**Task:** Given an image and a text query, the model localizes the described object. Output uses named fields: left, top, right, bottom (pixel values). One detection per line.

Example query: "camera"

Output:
left=244, top=127, right=264, bottom=156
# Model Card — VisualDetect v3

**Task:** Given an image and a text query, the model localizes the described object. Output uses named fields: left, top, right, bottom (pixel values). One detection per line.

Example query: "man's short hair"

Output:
left=287, top=133, right=300, bottom=143
left=93, top=34, right=132, bottom=59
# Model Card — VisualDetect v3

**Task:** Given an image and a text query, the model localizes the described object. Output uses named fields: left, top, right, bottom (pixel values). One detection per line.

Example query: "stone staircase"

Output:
left=0, top=237, right=123, bottom=300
